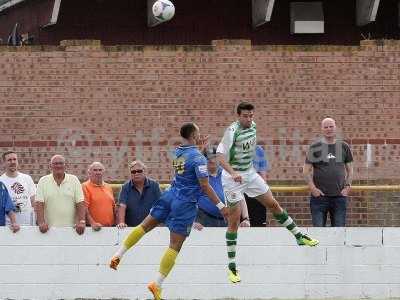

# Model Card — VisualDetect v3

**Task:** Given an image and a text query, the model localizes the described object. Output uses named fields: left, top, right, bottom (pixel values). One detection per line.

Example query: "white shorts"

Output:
left=221, top=168, right=269, bottom=205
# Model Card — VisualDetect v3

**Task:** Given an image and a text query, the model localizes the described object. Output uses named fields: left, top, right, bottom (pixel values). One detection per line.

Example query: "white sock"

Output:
left=114, top=245, right=128, bottom=258
left=156, top=273, right=166, bottom=287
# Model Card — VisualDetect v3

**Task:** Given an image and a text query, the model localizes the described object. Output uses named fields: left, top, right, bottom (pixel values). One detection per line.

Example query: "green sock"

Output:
left=226, top=231, right=238, bottom=272
left=273, top=210, right=302, bottom=239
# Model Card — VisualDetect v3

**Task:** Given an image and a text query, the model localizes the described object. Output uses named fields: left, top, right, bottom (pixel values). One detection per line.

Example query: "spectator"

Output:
left=117, top=160, right=161, bottom=228
left=303, top=117, right=354, bottom=227
left=1, top=151, right=36, bottom=225
left=193, top=147, right=228, bottom=229
left=244, top=145, right=270, bottom=226
left=35, top=155, right=86, bottom=234
left=194, top=147, right=250, bottom=230
left=0, top=181, right=19, bottom=233
left=82, top=162, right=116, bottom=231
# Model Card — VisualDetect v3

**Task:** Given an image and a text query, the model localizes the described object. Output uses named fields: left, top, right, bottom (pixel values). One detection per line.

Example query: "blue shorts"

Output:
left=150, top=190, right=197, bottom=237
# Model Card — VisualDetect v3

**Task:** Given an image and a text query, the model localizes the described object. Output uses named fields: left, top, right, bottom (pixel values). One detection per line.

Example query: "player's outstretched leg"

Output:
left=226, top=203, right=241, bottom=283
left=148, top=232, right=185, bottom=300
left=274, top=209, right=319, bottom=246
left=256, top=190, right=319, bottom=247
left=109, top=215, right=159, bottom=270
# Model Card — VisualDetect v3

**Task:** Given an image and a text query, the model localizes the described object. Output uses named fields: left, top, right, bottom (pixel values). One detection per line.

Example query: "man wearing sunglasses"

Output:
left=116, top=160, right=161, bottom=228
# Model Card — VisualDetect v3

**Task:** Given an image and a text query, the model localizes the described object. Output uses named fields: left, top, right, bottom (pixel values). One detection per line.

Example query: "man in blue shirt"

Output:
left=254, top=145, right=269, bottom=180
left=194, top=146, right=251, bottom=229
left=0, top=180, right=20, bottom=232
left=194, top=147, right=227, bottom=228
left=109, top=122, right=228, bottom=300
left=117, top=160, right=161, bottom=227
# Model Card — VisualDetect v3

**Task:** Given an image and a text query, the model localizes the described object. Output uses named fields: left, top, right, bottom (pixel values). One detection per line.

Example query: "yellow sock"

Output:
left=123, top=225, right=145, bottom=249
left=159, top=247, right=178, bottom=277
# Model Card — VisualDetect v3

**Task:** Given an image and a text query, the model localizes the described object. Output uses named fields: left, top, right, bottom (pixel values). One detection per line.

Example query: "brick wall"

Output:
left=0, top=39, right=399, bottom=225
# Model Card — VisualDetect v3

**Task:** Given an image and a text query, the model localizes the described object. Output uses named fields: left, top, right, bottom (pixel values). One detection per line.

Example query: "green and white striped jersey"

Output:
left=217, top=121, right=257, bottom=171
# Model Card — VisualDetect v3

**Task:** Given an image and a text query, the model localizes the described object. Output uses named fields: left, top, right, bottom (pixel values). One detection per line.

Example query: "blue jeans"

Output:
left=310, top=195, right=347, bottom=227
left=195, top=208, right=227, bottom=227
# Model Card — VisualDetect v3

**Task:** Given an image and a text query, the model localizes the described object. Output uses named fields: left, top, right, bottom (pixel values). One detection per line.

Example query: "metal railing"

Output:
left=109, top=183, right=400, bottom=192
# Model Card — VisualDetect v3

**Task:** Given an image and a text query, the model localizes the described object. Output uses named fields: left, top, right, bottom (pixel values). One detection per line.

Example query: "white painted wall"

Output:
left=0, top=227, right=399, bottom=299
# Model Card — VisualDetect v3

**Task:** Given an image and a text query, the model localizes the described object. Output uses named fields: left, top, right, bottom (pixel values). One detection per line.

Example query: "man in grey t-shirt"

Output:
left=303, top=118, right=353, bottom=227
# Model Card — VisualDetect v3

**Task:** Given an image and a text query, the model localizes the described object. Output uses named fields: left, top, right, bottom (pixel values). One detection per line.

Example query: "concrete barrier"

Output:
left=0, top=227, right=399, bottom=299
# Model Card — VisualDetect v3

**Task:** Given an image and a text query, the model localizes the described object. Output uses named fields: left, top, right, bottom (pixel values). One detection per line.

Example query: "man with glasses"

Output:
left=35, top=155, right=86, bottom=234
left=116, top=160, right=161, bottom=228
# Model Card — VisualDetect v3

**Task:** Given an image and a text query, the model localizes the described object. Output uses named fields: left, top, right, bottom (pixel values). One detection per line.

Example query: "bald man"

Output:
left=36, top=155, right=86, bottom=234
left=82, top=162, right=116, bottom=230
left=303, top=118, right=354, bottom=227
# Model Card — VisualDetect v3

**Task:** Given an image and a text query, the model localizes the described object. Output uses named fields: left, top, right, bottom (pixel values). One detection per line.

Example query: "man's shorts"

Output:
left=150, top=190, right=197, bottom=237
left=221, top=168, right=269, bottom=205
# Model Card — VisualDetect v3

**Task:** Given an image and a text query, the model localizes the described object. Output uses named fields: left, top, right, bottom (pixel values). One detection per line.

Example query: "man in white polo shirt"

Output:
left=36, top=155, right=86, bottom=234
left=1, top=151, right=36, bottom=225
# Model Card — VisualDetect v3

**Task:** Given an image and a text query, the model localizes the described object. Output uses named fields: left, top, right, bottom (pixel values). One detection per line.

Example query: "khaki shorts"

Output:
left=221, top=168, right=269, bottom=205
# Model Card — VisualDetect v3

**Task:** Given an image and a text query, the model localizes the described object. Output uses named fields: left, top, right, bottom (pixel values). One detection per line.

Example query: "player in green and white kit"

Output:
left=217, top=102, right=319, bottom=283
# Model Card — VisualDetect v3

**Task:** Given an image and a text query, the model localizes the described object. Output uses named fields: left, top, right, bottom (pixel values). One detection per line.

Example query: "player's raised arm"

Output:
left=216, top=153, right=242, bottom=182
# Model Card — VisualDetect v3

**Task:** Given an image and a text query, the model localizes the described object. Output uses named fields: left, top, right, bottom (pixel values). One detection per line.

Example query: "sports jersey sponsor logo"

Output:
left=198, top=165, right=207, bottom=174
left=172, top=157, right=185, bottom=174
left=242, top=137, right=256, bottom=151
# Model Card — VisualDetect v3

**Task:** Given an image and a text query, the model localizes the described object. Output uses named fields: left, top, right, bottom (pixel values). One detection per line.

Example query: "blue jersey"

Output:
left=169, top=145, right=209, bottom=202
left=0, top=181, right=14, bottom=226
left=197, top=167, right=225, bottom=218
left=253, top=145, right=269, bottom=172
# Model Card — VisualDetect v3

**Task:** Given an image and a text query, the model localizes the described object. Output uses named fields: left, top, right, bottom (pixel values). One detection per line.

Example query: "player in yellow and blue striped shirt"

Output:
left=109, top=122, right=228, bottom=300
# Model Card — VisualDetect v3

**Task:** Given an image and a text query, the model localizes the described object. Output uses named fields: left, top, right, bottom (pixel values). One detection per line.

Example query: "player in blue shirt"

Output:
left=109, top=122, right=228, bottom=300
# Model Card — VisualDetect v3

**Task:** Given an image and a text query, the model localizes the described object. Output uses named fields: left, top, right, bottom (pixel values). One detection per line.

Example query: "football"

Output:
left=152, top=0, right=175, bottom=22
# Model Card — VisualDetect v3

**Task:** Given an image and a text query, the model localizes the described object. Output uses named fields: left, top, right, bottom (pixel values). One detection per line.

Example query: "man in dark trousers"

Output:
left=303, top=117, right=354, bottom=227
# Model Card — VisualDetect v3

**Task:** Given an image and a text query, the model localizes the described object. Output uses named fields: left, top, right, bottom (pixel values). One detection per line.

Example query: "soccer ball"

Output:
left=152, top=0, right=175, bottom=22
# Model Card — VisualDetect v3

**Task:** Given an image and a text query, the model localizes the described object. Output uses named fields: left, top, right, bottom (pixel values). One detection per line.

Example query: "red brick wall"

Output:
left=0, top=39, right=400, bottom=225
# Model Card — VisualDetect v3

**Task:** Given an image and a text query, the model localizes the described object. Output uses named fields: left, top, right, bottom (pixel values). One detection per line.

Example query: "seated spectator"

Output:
left=117, top=160, right=161, bottom=228
left=244, top=145, right=270, bottom=226
left=193, top=147, right=250, bottom=230
left=0, top=180, right=20, bottom=232
left=1, top=151, right=36, bottom=225
left=35, top=155, right=86, bottom=234
left=82, top=162, right=116, bottom=231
